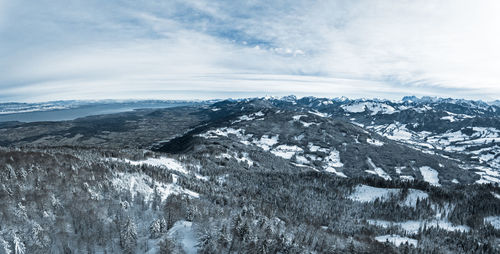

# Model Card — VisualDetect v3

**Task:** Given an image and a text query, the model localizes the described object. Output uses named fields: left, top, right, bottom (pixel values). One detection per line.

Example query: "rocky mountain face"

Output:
left=0, top=97, right=499, bottom=253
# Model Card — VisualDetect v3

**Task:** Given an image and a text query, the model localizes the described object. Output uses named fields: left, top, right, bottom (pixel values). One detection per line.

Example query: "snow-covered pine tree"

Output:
left=149, top=219, right=162, bottom=239
left=0, top=236, right=11, bottom=254
left=120, top=218, right=137, bottom=254
left=12, top=234, right=24, bottom=254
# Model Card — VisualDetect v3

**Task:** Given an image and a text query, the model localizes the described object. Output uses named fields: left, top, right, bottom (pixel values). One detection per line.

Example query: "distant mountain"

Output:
left=490, top=100, right=500, bottom=106
left=0, top=100, right=207, bottom=115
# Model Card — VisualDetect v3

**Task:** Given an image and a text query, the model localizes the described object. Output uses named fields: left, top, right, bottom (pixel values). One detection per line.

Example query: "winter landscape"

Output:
left=0, top=97, right=499, bottom=253
left=1, top=0, right=500, bottom=253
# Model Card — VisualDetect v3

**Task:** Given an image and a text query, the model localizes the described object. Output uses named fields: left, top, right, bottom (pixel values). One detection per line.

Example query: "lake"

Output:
left=0, top=101, right=195, bottom=123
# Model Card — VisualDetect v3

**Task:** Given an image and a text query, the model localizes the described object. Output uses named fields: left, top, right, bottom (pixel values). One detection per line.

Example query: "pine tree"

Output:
left=0, top=236, right=11, bottom=254
left=159, top=238, right=175, bottom=254
left=149, top=220, right=162, bottom=239
left=120, top=218, right=137, bottom=254
left=12, top=235, right=24, bottom=254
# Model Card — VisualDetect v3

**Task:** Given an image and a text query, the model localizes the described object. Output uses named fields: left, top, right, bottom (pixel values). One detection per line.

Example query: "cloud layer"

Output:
left=0, top=0, right=499, bottom=102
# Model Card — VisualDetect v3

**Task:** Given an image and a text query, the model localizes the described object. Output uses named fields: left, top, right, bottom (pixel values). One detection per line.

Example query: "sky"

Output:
left=0, top=0, right=499, bottom=102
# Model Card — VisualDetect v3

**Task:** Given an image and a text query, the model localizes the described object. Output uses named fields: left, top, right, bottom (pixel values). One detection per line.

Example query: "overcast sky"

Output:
left=0, top=0, right=499, bottom=102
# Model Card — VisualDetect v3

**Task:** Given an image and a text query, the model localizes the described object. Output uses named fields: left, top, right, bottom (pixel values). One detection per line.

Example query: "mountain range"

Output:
left=0, top=96, right=499, bottom=253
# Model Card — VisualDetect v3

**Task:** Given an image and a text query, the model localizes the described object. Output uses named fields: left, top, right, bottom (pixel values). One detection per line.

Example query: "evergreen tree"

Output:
left=120, top=218, right=137, bottom=254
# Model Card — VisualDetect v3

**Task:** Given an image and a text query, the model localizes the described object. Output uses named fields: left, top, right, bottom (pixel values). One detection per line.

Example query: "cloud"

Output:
left=0, top=0, right=499, bottom=102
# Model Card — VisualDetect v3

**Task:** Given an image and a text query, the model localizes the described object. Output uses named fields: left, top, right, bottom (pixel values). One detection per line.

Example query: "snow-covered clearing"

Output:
left=419, top=166, right=440, bottom=186
left=232, top=111, right=265, bottom=123
left=324, top=150, right=343, bottom=167
left=112, top=172, right=199, bottom=202
left=253, top=135, right=279, bottom=151
left=375, top=235, right=418, bottom=247
left=484, top=216, right=500, bottom=229
left=348, top=185, right=399, bottom=202
left=235, top=152, right=254, bottom=167
left=348, top=185, right=428, bottom=207
left=323, top=149, right=346, bottom=177
left=271, top=145, right=303, bottom=159
left=366, top=138, right=384, bottom=146
left=404, top=189, right=429, bottom=207
left=168, top=220, right=198, bottom=254
left=198, top=127, right=246, bottom=139
left=368, top=219, right=469, bottom=233
left=123, top=157, right=188, bottom=175
left=366, top=158, right=391, bottom=180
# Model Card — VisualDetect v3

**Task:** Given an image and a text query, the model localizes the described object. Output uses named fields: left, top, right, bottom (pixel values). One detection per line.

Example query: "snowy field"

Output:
left=375, top=234, right=418, bottom=247
left=348, top=185, right=428, bottom=207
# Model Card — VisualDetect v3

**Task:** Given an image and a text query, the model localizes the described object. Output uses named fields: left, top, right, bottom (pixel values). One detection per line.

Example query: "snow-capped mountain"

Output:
left=256, top=96, right=500, bottom=184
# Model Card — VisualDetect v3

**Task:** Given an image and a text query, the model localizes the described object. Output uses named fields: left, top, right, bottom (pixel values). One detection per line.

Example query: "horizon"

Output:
left=1, top=1, right=500, bottom=101
left=1, top=94, right=498, bottom=105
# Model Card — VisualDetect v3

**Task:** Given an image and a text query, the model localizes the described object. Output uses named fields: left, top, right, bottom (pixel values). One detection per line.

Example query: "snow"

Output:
left=308, top=110, right=329, bottom=117
left=491, top=192, right=500, bottom=199
left=293, top=134, right=305, bottom=141
left=235, top=114, right=254, bottom=122
left=475, top=166, right=500, bottom=184
left=271, top=145, right=303, bottom=159
left=484, top=216, right=500, bottom=229
left=198, top=127, right=245, bottom=139
left=123, top=157, right=189, bottom=175
left=216, top=153, right=232, bottom=160
left=342, top=102, right=397, bottom=115
left=323, top=149, right=345, bottom=177
left=308, top=143, right=321, bottom=152
left=325, top=167, right=347, bottom=177
left=368, top=219, right=470, bottom=233
left=404, top=189, right=429, bottom=207
left=395, top=166, right=405, bottom=174
left=253, top=135, right=279, bottom=151
left=300, top=121, right=318, bottom=127
left=292, top=115, right=306, bottom=121
left=419, top=166, right=440, bottom=186
left=441, top=116, right=457, bottom=122
left=375, top=235, right=418, bottom=247
left=112, top=172, right=199, bottom=202
left=349, top=185, right=428, bottom=207
left=0, top=104, right=70, bottom=114
left=366, top=138, right=384, bottom=146
left=212, top=128, right=243, bottom=137
left=367, top=157, right=391, bottom=180
left=372, top=123, right=415, bottom=142
left=342, top=103, right=367, bottom=113
left=254, top=111, right=265, bottom=117
left=235, top=152, right=254, bottom=167
left=400, top=175, right=415, bottom=181
left=168, top=220, right=198, bottom=254
left=295, top=155, right=309, bottom=165
left=475, top=174, right=500, bottom=184
left=348, top=185, right=399, bottom=203
left=232, top=111, right=266, bottom=123
left=412, top=105, right=432, bottom=113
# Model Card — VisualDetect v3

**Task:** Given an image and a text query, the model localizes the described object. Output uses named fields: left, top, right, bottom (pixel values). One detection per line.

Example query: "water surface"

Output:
left=0, top=102, right=194, bottom=122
